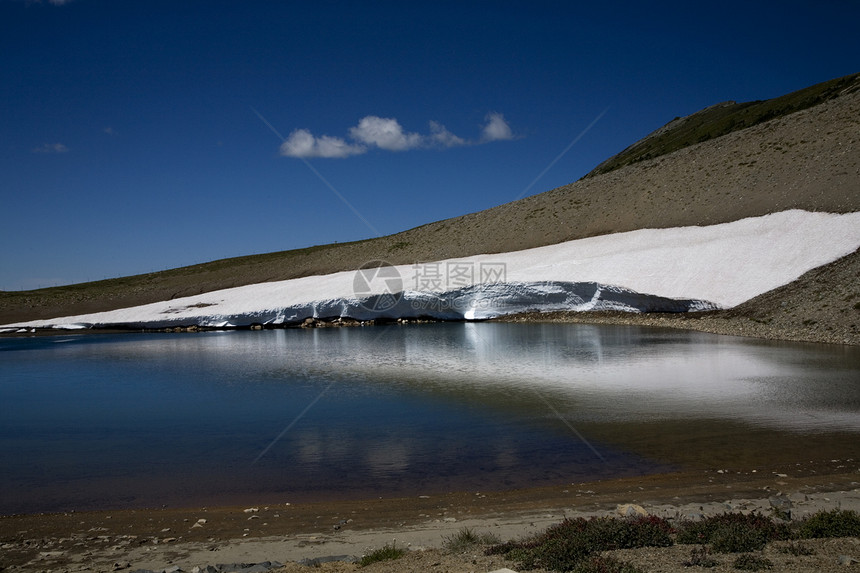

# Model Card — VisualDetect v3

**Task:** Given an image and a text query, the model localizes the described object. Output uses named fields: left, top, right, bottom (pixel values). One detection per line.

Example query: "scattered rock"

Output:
left=617, top=503, right=647, bottom=517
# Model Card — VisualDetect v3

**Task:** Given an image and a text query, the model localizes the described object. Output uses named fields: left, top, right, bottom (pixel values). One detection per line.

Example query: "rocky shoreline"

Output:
left=2, top=463, right=859, bottom=573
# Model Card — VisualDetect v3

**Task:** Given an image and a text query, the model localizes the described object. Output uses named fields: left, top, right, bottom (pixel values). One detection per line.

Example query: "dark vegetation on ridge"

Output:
left=586, top=72, right=860, bottom=177
left=1, top=72, right=859, bottom=335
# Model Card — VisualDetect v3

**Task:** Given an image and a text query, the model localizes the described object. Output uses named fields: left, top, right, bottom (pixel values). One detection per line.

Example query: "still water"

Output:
left=1, top=323, right=858, bottom=515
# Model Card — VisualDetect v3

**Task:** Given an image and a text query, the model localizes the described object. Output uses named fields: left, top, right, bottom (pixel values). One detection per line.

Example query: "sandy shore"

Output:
left=2, top=459, right=858, bottom=573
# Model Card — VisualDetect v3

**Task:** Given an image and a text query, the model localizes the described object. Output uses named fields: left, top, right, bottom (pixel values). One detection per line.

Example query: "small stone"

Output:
left=838, top=555, right=859, bottom=565
left=769, top=495, right=792, bottom=510
left=244, top=507, right=259, bottom=513
left=617, top=503, right=647, bottom=517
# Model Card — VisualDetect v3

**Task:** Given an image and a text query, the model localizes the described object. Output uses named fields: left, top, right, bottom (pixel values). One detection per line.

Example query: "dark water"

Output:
left=1, top=323, right=858, bottom=515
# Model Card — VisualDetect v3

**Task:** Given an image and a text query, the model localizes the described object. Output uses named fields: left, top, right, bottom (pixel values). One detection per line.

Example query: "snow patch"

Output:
left=4, top=210, right=859, bottom=331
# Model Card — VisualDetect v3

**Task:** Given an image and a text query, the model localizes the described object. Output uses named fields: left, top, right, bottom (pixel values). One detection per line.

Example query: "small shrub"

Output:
left=710, top=523, right=769, bottom=553
left=732, top=553, right=773, bottom=571
left=795, top=509, right=860, bottom=539
left=684, top=545, right=719, bottom=567
left=358, top=542, right=406, bottom=566
left=442, top=527, right=500, bottom=553
left=487, top=515, right=673, bottom=571
left=677, top=512, right=789, bottom=550
left=570, top=555, right=645, bottom=573
left=779, top=541, right=815, bottom=556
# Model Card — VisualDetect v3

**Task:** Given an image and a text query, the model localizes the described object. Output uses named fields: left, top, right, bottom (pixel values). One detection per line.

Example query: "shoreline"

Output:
left=4, top=298, right=859, bottom=347
left=2, top=460, right=858, bottom=572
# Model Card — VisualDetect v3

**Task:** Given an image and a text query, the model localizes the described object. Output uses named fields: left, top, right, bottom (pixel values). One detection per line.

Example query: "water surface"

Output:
left=1, top=323, right=858, bottom=515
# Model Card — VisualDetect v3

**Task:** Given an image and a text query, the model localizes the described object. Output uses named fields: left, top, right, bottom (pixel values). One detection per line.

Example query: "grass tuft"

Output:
left=442, top=527, right=500, bottom=553
left=357, top=542, right=407, bottom=567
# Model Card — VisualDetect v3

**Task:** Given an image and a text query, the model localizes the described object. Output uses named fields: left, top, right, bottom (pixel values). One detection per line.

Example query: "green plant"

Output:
left=795, top=509, right=860, bottom=539
left=732, top=553, right=773, bottom=571
left=710, top=523, right=769, bottom=553
left=442, top=527, right=500, bottom=553
left=487, top=515, right=673, bottom=571
left=358, top=542, right=407, bottom=566
left=676, top=512, right=789, bottom=550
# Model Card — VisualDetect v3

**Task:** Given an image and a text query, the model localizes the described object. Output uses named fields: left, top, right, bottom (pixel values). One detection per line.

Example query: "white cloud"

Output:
left=349, top=116, right=424, bottom=151
left=103, top=127, right=115, bottom=136
left=429, top=121, right=466, bottom=147
left=481, top=112, right=514, bottom=141
left=279, top=129, right=365, bottom=159
left=32, top=143, right=68, bottom=154
left=280, top=112, right=515, bottom=159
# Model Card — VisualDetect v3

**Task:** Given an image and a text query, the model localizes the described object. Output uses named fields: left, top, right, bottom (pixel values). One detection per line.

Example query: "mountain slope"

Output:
left=1, top=74, right=858, bottom=326
left=586, top=72, right=860, bottom=177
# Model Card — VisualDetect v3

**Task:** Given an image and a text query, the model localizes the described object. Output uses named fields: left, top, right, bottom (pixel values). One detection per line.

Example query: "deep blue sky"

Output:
left=2, top=0, right=858, bottom=291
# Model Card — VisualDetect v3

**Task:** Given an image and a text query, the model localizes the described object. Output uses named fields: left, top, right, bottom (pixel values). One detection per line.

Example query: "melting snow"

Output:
left=4, top=210, right=860, bottom=330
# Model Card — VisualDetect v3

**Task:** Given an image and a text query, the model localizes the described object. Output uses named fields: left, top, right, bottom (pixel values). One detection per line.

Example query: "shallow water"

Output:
left=1, top=323, right=858, bottom=515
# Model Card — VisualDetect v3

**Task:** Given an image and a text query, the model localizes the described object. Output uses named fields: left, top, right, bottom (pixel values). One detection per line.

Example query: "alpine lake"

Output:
left=1, top=322, right=858, bottom=516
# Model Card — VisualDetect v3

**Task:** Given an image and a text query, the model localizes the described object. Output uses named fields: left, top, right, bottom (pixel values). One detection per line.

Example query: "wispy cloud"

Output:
left=32, top=142, right=68, bottom=154
left=279, top=113, right=515, bottom=159
left=429, top=120, right=466, bottom=147
left=103, top=127, right=116, bottom=136
left=481, top=112, right=514, bottom=142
